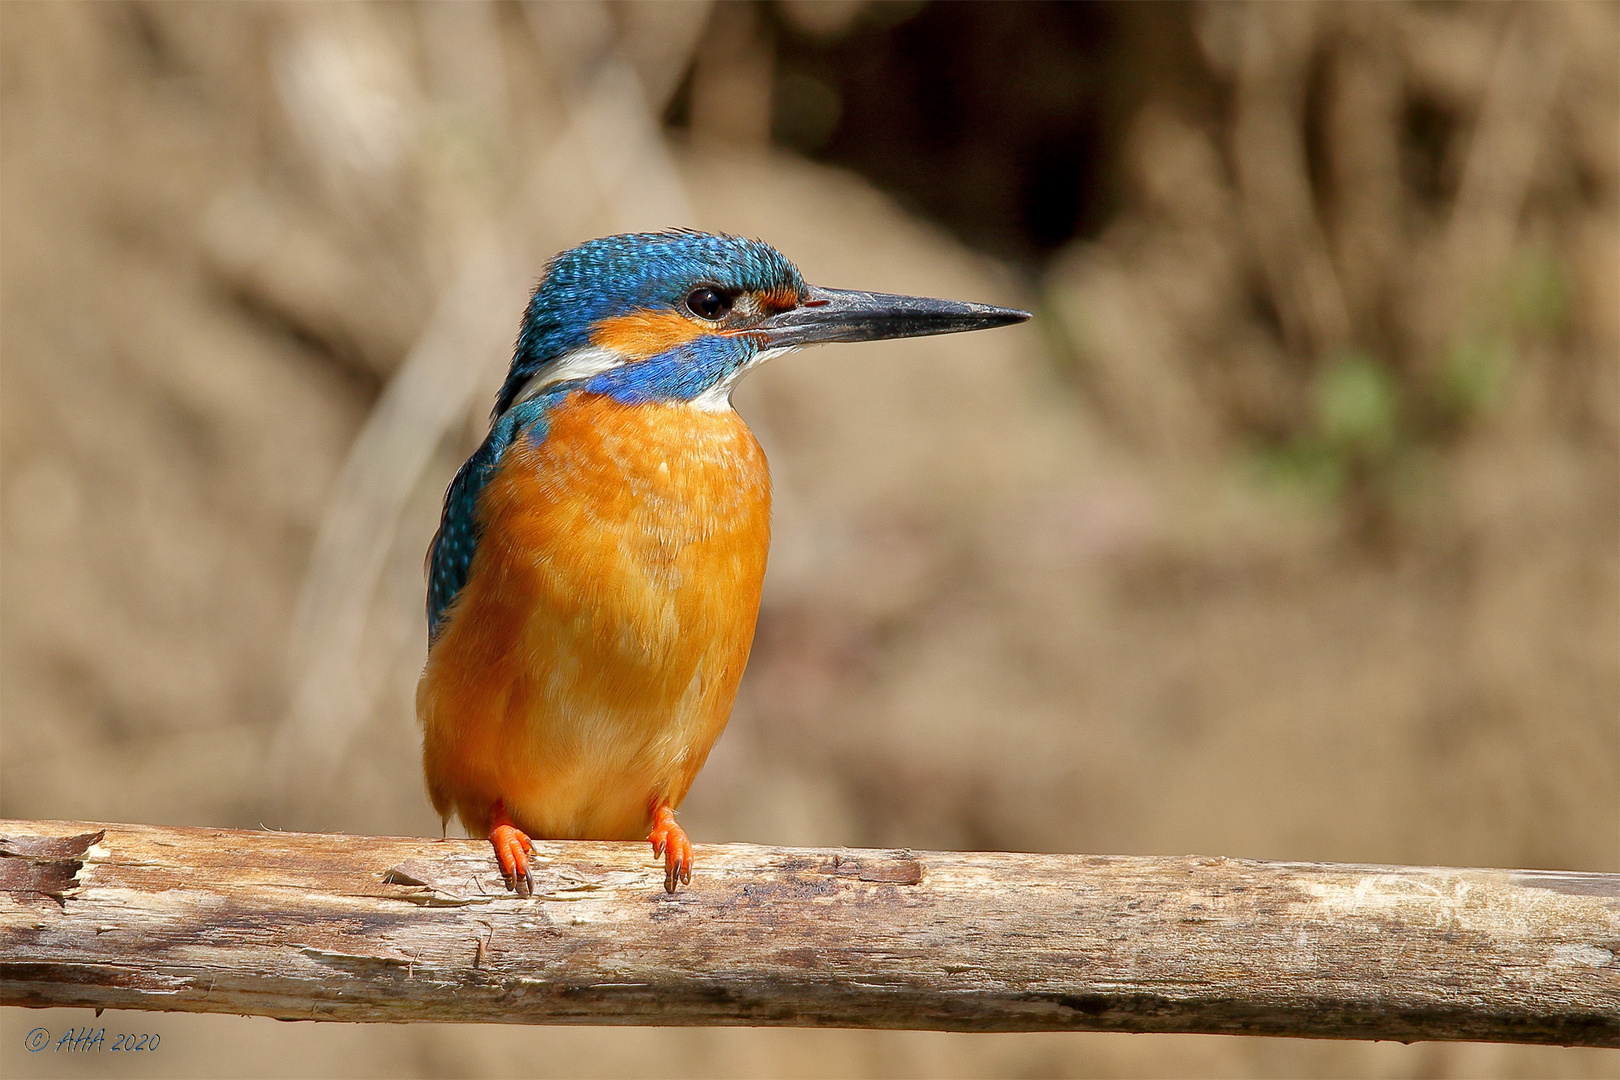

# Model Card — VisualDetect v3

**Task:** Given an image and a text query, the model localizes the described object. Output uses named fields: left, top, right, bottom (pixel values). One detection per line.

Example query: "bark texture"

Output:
left=1, top=820, right=1615, bottom=1045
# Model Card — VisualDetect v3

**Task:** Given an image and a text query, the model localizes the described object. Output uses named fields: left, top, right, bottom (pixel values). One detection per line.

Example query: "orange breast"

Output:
left=416, top=392, right=771, bottom=841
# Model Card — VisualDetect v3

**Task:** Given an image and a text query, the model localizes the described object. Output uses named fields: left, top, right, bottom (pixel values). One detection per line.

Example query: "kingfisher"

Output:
left=418, top=230, right=1027, bottom=894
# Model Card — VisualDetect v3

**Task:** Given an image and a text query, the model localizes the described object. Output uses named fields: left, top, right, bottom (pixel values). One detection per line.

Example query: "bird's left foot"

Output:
left=488, top=800, right=535, bottom=896
left=647, top=803, right=692, bottom=894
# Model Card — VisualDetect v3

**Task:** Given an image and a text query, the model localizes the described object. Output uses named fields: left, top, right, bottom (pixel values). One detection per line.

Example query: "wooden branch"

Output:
left=1, top=820, right=1615, bottom=1045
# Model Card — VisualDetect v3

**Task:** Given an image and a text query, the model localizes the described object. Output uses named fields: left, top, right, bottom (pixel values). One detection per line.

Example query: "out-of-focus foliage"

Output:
left=1, top=3, right=1614, bottom=1078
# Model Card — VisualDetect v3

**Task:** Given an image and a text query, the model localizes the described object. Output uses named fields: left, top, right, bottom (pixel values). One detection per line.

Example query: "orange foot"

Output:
left=488, top=800, right=534, bottom=896
left=647, top=803, right=692, bottom=894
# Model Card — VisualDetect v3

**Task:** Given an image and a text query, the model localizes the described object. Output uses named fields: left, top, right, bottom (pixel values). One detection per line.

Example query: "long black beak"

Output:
left=756, top=285, right=1029, bottom=348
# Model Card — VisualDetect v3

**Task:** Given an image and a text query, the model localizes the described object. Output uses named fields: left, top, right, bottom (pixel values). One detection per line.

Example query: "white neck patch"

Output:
left=505, top=345, right=626, bottom=412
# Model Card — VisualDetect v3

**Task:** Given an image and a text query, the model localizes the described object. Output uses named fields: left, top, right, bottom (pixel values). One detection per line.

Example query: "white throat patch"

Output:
left=690, top=345, right=798, bottom=413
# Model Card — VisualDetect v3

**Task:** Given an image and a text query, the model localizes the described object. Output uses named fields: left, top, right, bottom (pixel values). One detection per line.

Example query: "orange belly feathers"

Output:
left=416, top=391, right=770, bottom=845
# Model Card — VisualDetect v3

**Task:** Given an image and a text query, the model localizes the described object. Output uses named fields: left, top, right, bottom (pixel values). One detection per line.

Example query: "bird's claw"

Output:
left=647, top=805, right=692, bottom=894
left=491, top=823, right=534, bottom=895
left=488, top=803, right=535, bottom=896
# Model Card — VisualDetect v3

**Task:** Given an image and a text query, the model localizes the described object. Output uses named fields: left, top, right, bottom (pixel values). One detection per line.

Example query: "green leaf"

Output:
left=1313, top=349, right=1399, bottom=451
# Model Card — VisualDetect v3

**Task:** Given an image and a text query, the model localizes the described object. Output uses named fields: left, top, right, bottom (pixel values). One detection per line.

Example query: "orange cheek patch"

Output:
left=591, top=310, right=706, bottom=360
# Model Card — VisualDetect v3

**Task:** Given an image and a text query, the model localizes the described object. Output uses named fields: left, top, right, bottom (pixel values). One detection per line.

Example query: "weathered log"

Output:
left=0, top=819, right=1614, bottom=1045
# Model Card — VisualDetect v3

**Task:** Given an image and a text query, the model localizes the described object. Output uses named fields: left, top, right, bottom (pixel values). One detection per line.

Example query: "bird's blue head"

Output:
left=495, top=229, right=1028, bottom=416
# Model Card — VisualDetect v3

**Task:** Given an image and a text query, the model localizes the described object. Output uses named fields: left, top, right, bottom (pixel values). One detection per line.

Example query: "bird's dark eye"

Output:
left=685, top=287, right=731, bottom=321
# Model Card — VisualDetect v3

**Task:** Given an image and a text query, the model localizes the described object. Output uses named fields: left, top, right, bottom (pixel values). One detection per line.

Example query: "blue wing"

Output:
left=426, top=395, right=556, bottom=645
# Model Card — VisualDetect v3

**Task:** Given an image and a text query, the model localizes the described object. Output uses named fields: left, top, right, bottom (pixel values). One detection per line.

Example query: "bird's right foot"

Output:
left=488, top=800, right=534, bottom=895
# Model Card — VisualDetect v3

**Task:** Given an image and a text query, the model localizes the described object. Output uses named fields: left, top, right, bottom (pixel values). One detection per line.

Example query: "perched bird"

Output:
left=419, top=230, right=1027, bottom=893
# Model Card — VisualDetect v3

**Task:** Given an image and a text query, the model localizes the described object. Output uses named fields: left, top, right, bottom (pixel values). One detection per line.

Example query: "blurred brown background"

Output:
left=2, top=2, right=1615, bottom=1077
